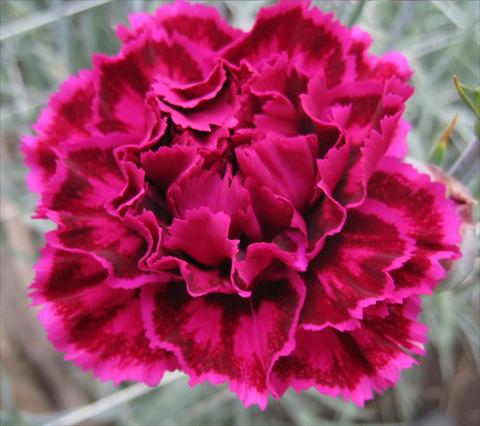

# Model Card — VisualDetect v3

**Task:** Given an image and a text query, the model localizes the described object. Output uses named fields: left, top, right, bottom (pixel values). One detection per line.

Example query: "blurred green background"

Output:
left=0, top=1, right=479, bottom=425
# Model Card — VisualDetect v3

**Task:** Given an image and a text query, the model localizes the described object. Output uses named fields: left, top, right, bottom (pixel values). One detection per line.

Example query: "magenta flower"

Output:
left=24, top=0, right=461, bottom=409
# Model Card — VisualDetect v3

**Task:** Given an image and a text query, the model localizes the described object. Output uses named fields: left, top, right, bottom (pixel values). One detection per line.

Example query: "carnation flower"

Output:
left=24, top=0, right=462, bottom=409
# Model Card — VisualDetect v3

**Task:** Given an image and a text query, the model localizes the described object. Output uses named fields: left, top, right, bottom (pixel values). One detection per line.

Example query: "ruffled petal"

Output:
left=40, top=135, right=132, bottom=216
left=32, top=246, right=178, bottom=385
left=117, top=1, right=242, bottom=51
left=116, top=12, right=156, bottom=44
left=367, top=157, right=461, bottom=298
left=153, top=59, right=227, bottom=109
left=164, top=207, right=238, bottom=267
left=304, top=199, right=415, bottom=327
left=31, top=246, right=108, bottom=304
left=41, top=135, right=162, bottom=288
left=155, top=81, right=239, bottom=131
left=235, top=231, right=308, bottom=294
left=224, top=1, right=352, bottom=86
left=22, top=70, right=95, bottom=193
left=244, top=53, right=306, bottom=137
left=93, top=33, right=205, bottom=135
left=46, top=217, right=158, bottom=289
left=155, top=1, right=243, bottom=51
left=92, top=48, right=151, bottom=135
left=236, top=134, right=318, bottom=211
left=324, top=78, right=413, bottom=146
left=270, top=297, right=427, bottom=405
left=140, top=145, right=197, bottom=193
left=311, top=110, right=407, bottom=214
left=349, top=27, right=412, bottom=83
left=245, top=179, right=295, bottom=241
left=141, top=270, right=306, bottom=409
left=168, top=165, right=261, bottom=241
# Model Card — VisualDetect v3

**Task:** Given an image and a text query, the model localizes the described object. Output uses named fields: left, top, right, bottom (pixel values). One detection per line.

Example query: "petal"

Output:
left=365, top=297, right=427, bottom=357
left=349, top=26, right=412, bottom=82
left=168, top=165, right=261, bottom=241
left=164, top=207, right=238, bottom=267
left=156, top=81, right=239, bottom=131
left=236, top=134, right=318, bottom=211
left=322, top=78, right=413, bottom=150
left=367, top=157, right=461, bottom=298
left=140, top=145, right=197, bottom=193
left=92, top=47, right=150, bottom=135
left=305, top=139, right=349, bottom=256
left=224, top=1, right=306, bottom=66
left=32, top=246, right=177, bottom=385
left=246, top=53, right=304, bottom=137
left=371, top=52, right=412, bottom=82
left=141, top=270, right=306, bottom=409
left=153, top=60, right=227, bottom=109
left=245, top=179, right=295, bottom=241
left=253, top=97, right=299, bottom=137
left=46, top=216, right=157, bottom=289
left=119, top=210, right=175, bottom=287
left=235, top=230, right=308, bottom=293
left=41, top=136, right=163, bottom=288
left=180, top=261, right=235, bottom=297
left=349, top=27, right=412, bottom=82
left=248, top=53, right=291, bottom=97
left=167, top=162, right=232, bottom=218
left=306, top=191, right=346, bottom=255
left=224, top=1, right=352, bottom=86
left=270, top=297, right=427, bottom=405
left=154, top=1, right=242, bottom=51
left=41, top=135, right=134, bottom=217
left=167, top=163, right=228, bottom=218
left=31, top=246, right=108, bottom=304
left=226, top=176, right=263, bottom=242
left=331, top=81, right=384, bottom=129
left=145, top=250, right=234, bottom=299
left=306, top=199, right=415, bottom=325
left=347, top=26, right=373, bottom=81
left=93, top=33, right=205, bottom=134
left=22, top=70, right=95, bottom=192
left=313, top=112, right=405, bottom=210
left=116, top=12, right=155, bottom=44
left=300, top=72, right=328, bottom=125
left=299, top=281, right=360, bottom=332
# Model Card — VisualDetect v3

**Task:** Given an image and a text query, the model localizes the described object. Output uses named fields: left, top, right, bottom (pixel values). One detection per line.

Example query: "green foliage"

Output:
left=453, top=75, right=480, bottom=137
left=454, top=75, right=480, bottom=120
